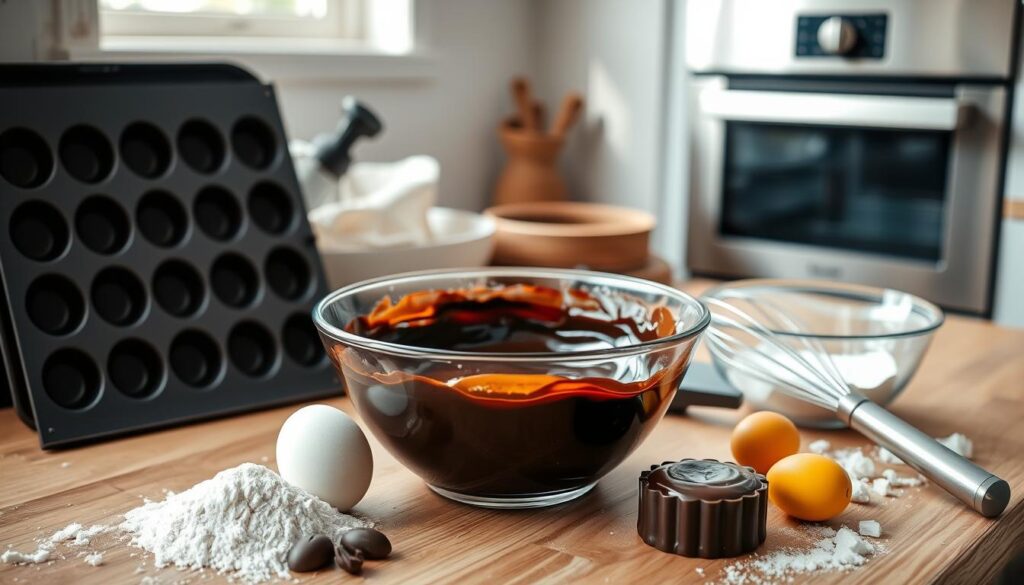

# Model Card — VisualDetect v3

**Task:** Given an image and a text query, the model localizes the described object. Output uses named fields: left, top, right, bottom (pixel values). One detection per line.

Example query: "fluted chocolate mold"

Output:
left=637, top=458, right=767, bottom=558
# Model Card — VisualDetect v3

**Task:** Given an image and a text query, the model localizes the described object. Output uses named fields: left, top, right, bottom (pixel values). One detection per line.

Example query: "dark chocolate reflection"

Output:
left=344, top=355, right=675, bottom=497
left=335, top=286, right=688, bottom=497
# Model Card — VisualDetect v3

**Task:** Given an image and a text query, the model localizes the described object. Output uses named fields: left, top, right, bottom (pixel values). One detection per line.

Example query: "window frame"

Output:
left=99, top=0, right=364, bottom=40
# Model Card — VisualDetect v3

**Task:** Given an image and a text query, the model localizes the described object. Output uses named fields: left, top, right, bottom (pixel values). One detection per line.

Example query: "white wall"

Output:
left=272, top=0, right=536, bottom=212
left=992, top=38, right=1024, bottom=327
left=532, top=0, right=677, bottom=262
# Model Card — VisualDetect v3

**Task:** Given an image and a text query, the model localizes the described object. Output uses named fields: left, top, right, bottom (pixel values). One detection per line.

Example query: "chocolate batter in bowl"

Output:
left=313, top=268, right=710, bottom=509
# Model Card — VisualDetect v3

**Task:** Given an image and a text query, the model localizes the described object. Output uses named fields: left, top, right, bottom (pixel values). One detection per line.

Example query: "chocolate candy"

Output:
left=335, top=545, right=365, bottom=575
left=287, top=534, right=334, bottom=572
left=637, top=459, right=767, bottom=558
left=340, top=527, right=392, bottom=560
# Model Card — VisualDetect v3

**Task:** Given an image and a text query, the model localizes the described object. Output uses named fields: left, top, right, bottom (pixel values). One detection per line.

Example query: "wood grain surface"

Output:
left=1, top=281, right=1022, bottom=584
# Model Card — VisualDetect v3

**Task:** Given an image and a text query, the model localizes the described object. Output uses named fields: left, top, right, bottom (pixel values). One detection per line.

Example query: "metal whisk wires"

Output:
left=703, top=295, right=850, bottom=412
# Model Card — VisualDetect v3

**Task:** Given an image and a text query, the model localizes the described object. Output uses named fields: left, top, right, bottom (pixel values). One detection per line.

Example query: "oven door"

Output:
left=686, top=76, right=1007, bottom=314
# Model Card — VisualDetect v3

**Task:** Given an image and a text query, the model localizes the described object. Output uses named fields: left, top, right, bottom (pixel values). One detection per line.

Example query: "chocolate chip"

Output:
left=287, top=534, right=334, bottom=572
left=340, top=527, right=392, bottom=560
left=335, top=545, right=364, bottom=575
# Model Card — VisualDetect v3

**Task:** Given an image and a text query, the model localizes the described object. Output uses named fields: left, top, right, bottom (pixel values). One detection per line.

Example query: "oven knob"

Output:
left=816, top=16, right=858, bottom=55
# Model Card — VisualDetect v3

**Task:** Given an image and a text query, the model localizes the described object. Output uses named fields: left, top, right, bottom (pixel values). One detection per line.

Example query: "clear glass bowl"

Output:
left=702, top=279, right=944, bottom=429
left=313, top=268, right=709, bottom=509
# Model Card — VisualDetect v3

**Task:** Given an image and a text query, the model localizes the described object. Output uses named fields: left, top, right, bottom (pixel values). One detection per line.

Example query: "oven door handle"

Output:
left=699, top=89, right=966, bottom=131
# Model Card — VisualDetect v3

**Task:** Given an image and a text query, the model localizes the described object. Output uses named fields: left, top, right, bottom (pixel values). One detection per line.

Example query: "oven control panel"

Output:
left=796, top=14, right=887, bottom=59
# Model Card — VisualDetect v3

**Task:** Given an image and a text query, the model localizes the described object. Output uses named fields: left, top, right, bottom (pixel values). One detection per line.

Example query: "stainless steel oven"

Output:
left=684, top=0, right=1018, bottom=314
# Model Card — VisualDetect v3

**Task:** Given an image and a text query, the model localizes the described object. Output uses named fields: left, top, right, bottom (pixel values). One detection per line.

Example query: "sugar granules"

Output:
left=721, top=525, right=881, bottom=584
left=121, top=463, right=367, bottom=583
left=712, top=433, right=979, bottom=583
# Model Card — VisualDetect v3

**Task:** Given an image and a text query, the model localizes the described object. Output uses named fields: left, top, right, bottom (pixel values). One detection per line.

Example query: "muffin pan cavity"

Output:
left=10, top=201, right=69, bottom=261
left=283, top=312, right=326, bottom=367
left=228, top=321, right=278, bottom=377
left=76, top=195, right=131, bottom=255
left=153, top=259, right=206, bottom=318
left=178, top=119, right=226, bottom=174
left=26, top=274, right=85, bottom=336
left=195, top=185, right=243, bottom=241
left=266, top=247, right=313, bottom=301
left=249, top=181, right=295, bottom=235
left=108, top=338, right=164, bottom=398
left=0, top=127, right=54, bottom=188
left=0, top=63, right=335, bottom=448
left=211, top=252, right=259, bottom=308
left=43, top=348, right=102, bottom=409
left=121, top=122, right=172, bottom=179
left=231, top=116, right=278, bottom=170
left=92, top=267, right=148, bottom=327
left=170, top=329, right=223, bottom=388
left=137, top=190, right=189, bottom=248
left=59, top=125, right=115, bottom=184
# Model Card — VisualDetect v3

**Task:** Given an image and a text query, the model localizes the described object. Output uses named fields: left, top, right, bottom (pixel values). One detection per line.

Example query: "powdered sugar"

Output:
left=1, top=547, right=51, bottom=565
left=937, top=433, right=973, bottom=459
left=722, top=525, right=880, bottom=583
left=2, top=523, right=110, bottom=566
left=83, top=552, right=104, bottom=566
left=121, top=463, right=367, bottom=583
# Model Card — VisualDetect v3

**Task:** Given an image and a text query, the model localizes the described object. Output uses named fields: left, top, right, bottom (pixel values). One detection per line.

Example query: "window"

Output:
left=99, top=0, right=413, bottom=53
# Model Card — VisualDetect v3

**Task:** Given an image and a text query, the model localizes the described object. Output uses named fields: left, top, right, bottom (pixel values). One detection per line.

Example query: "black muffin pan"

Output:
left=0, top=63, right=338, bottom=448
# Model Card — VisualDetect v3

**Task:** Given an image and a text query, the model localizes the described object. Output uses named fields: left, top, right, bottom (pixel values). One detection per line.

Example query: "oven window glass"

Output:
left=720, top=122, right=950, bottom=261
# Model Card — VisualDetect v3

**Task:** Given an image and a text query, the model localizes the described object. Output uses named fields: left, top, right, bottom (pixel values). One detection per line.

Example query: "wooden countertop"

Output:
left=1, top=281, right=1023, bottom=584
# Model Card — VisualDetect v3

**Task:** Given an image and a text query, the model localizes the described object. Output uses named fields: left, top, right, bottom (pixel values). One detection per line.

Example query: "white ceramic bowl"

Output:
left=317, top=207, right=496, bottom=288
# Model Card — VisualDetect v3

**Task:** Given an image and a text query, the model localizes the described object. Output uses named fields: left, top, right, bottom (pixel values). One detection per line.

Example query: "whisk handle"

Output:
left=838, top=394, right=1010, bottom=518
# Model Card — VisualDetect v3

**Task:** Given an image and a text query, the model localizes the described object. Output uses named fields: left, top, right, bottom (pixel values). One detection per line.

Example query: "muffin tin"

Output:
left=0, top=63, right=338, bottom=447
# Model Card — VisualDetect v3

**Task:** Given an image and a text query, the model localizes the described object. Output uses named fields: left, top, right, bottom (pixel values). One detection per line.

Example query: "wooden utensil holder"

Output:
left=493, top=122, right=567, bottom=206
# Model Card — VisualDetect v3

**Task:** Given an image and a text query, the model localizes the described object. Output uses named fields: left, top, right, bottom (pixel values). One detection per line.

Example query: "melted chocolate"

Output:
left=335, top=284, right=692, bottom=497
left=645, top=460, right=763, bottom=501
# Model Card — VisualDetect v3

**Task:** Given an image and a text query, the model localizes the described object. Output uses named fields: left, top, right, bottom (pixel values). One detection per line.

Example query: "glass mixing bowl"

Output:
left=313, top=268, right=709, bottom=509
left=702, top=279, right=944, bottom=429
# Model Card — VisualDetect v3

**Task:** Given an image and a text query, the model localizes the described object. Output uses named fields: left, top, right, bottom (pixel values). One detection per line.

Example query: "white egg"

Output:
left=276, top=404, right=373, bottom=511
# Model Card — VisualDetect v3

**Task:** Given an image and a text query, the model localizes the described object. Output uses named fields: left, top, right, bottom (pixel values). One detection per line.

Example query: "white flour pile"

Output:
left=722, top=525, right=879, bottom=583
left=121, top=463, right=367, bottom=583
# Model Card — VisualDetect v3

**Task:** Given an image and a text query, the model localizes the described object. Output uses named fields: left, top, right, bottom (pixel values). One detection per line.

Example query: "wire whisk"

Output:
left=704, top=294, right=1009, bottom=518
